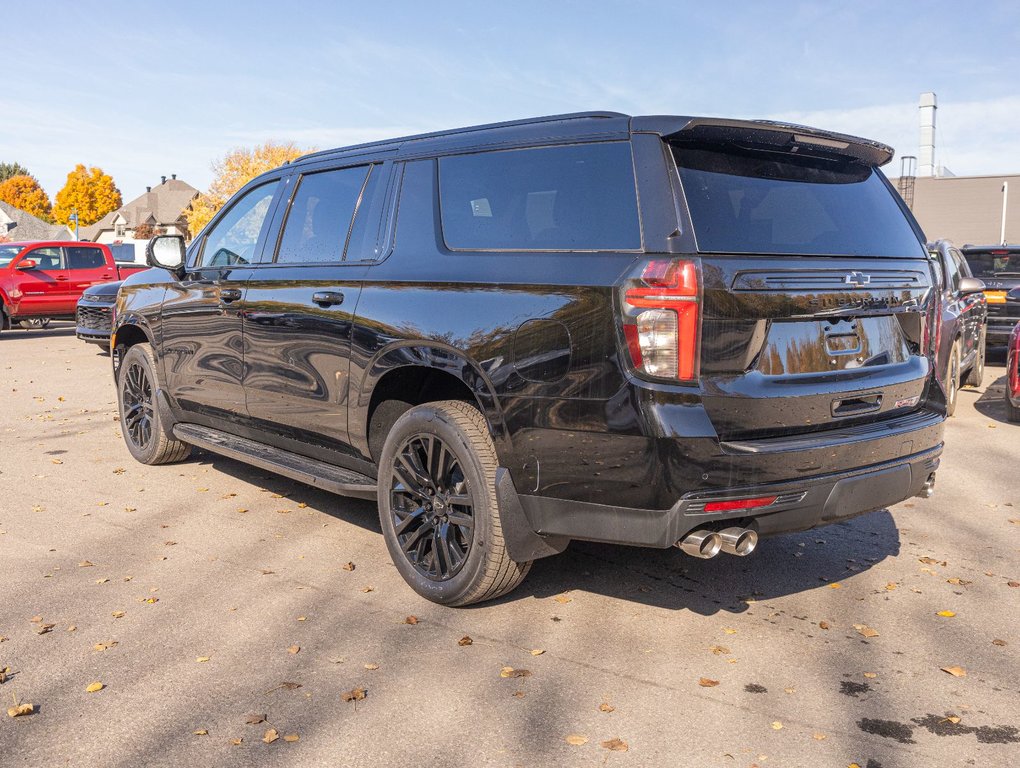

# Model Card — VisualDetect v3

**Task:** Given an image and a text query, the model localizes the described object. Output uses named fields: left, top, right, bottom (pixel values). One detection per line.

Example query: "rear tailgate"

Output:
left=669, top=126, right=938, bottom=440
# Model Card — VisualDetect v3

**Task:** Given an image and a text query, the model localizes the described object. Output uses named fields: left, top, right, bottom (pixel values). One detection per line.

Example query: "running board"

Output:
left=172, top=423, right=377, bottom=500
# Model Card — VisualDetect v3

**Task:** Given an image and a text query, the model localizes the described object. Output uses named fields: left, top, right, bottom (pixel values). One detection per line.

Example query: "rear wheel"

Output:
left=963, top=331, right=985, bottom=388
left=945, top=342, right=961, bottom=417
left=377, top=400, right=531, bottom=606
left=1007, top=395, right=1020, bottom=424
left=117, top=343, right=191, bottom=465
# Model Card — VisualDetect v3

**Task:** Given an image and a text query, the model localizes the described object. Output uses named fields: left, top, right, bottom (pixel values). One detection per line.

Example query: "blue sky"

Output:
left=4, top=1, right=1019, bottom=206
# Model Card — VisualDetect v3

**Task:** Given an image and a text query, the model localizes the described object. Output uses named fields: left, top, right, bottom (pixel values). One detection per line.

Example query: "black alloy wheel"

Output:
left=121, top=360, right=155, bottom=451
left=389, top=433, right=475, bottom=581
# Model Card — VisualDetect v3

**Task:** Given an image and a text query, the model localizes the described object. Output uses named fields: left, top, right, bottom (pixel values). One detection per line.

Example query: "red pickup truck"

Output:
left=0, top=241, right=148, bottom=334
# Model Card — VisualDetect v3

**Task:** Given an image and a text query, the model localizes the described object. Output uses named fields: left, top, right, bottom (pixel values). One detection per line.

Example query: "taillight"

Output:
left=620, top=259, right=700, bottom=382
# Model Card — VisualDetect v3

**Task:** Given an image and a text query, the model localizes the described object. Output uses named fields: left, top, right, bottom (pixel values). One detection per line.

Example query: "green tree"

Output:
left=0, top=162, right=31, bottom=184
left=52, top=164, right=123, bottom=227
left=0, top=174, right=53, bottom=221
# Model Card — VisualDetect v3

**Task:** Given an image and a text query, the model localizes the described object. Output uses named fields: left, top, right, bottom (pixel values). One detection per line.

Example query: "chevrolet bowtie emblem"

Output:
left=844, top=271, right=871, bottom=287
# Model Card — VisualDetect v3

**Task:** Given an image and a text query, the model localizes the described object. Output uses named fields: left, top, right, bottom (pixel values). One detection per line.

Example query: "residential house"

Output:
left=0, top=201, right=72, bottom=242
left=82, top=175, right=199, bottom=261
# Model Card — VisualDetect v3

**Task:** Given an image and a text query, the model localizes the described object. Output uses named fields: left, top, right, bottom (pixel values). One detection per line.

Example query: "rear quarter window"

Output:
left=673, top=143, right=926, bottom=257
left=438, top=142, right=641, bottom=251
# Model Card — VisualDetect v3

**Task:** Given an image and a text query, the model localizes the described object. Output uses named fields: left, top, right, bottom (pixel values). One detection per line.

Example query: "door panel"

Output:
left=14, top=247, right=67, bottom=315
left=65, top=246, right=117, bottom=313
left=242, top=264, right=367, bottom=451
left=160, top=179, right=281, bottom=420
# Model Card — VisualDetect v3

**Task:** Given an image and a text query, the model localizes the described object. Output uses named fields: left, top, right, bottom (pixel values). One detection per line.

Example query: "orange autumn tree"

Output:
left=186, top=142, right=305, bottom=237
left=53, top=164, right=123, bottom=228
left=0, top=174, right=53, bottom=222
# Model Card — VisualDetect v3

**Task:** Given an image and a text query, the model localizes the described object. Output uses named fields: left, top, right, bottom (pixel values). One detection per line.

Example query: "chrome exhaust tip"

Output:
left=718, top=527, right=758, bottom=556
left=677, top=530, right=722, bottom=559
left=917, top=473, right=936, bottom=499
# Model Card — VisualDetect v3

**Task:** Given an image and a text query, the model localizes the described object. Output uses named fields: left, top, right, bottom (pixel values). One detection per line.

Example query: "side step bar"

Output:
left=172, top=423, right=378, bottom=500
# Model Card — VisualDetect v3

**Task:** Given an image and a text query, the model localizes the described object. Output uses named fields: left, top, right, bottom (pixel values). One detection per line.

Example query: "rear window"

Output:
left=673, top=144, right=926, bottom=257
left=962, top=251, right=1020, bottom=278
left=439, top=142, right=641, bottom=251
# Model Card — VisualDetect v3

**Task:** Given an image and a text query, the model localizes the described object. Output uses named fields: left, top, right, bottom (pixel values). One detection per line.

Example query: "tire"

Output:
left=963, top=331, right=985, bottom=388
left=1007, top=396, right=1020, bottom=423
left=116, top=343, right=191, bottom=465
left=945, top=341, right=961, bottom=417
left=377, top=400, right=531, bottom=607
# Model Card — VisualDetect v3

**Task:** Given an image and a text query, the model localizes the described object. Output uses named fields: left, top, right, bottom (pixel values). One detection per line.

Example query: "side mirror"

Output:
left=16, top=259, right=38, bottom=270
left=959, top=276, right=986, bottom=295
left=146, top=235, right=186, bottom=272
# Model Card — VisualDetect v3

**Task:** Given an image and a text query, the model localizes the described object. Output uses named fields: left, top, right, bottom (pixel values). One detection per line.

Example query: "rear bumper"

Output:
left=518, top=444, right=940, bottom=548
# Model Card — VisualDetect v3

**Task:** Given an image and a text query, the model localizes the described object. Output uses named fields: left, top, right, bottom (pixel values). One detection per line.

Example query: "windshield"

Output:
left=962, top=251, right=1020, bottom=278
left=0, top=245, right=24, bottom=267
left=673, top=143, right=926, bottom=257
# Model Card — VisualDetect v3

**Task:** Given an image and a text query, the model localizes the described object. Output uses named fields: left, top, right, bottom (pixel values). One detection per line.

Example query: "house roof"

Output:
left=81, top=177, right=199, bottom=240
left=0, top=201, right=72, bottom=241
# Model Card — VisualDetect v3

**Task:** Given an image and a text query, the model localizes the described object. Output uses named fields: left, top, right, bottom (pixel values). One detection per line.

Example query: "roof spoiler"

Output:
left=634, top=116, right=894, bottom=167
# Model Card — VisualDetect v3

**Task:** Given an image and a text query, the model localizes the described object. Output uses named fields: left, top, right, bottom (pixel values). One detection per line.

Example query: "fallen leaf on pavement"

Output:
left=943, top=715, right=962, bottom=724
left=246, top=713, right=266, bottom=725
left=723, top=628, right=737, bottom=635
left=937, top=610, right=956, bottom=617
left=193, top=729, right=208, bottom=736
left=553, top=594, right=572, bottom=604
left=828, top=582, right=841, bottom=589
left=946, top=578, right=971, bottom=585
left=992, top=639, right=1007, bottom=646
left=458, top=636, right=473, bottom=646
left=78, top=560, right=94, bottom=568
left=812, top=732, right=827, bottom=741
left=287, top=645, right=300, bottom=654
left=341, top=686, right=367, bottom=709
left=86, top=682, right=104, bottom=693
left=404, top=616, right=419, bottom=625
left=297, top=616, right=306, bottom=622
left=230, top=738, right=242, bottom=746
left=599, top=702, right=615, bottom=713
left=771, top=721, right=783, bottom=730
left=565, top=734, right=588, bottom=745
left=196, top=656, right=211, bottom=663
left=600, top=738, right=628, bottom=752
left=530, top=649, right=544, bottom=656
left=863, top=672, right=877, bottom=679
left=7, top=703, right=34, bottom=718
left=283, top=734, right=299, bottom=742
left=709, top=645, right=730, bottom=654
left=919, top=557, right=947, bottom=566
left=93, top=642, right=118, bottom=651
left=699, top=678, right=720, bottom=687
left=341, top=562, right=355, bottom=571
left=853, top=624, right=879, bottom=638
left=364, top=663, right=380, bottom=670
left=262, top=728, right=279, bottom=744
left=112, top=611, right=125, bottom=618
left=361, top=586, right=374, bottom=593
left=941, top=665, right=967, bottom=677
left=500, top=667, right=532, bottom=679
left=818, top=621, right=830, bottom=630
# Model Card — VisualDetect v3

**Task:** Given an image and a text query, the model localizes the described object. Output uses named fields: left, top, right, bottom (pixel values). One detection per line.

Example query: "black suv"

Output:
left=113, top=112, right=945, bottom=606
left=960, top=245, right=1020, bottom=348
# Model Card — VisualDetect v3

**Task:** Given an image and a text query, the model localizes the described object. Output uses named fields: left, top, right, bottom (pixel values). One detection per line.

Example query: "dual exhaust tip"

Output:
left=678, top=527, right=757, bottom=559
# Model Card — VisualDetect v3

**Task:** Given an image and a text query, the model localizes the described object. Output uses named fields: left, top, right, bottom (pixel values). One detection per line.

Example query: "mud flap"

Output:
left=495, top=467, right=569, bottom=562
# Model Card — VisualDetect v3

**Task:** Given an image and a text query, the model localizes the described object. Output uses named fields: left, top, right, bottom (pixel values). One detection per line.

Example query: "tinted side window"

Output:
left=66, top=247, right=106, bottom=270
left=345, top=165, right=390, bottom=261
left=26, top=247, right=63, bottom=270
left=199, top=181, right=279, bottom=267
left=439, top=143, right=641, bottom=251
left=276, top=166, right=371, bottom=264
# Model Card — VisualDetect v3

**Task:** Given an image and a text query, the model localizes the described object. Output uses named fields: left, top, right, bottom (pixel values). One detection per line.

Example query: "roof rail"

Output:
left=294, top=111, right=628, bottom=164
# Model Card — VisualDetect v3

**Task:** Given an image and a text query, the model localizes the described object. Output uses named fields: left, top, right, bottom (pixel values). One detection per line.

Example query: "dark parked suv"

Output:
left=112, top=112, right=946, bottom=606
left=959, top=245, right=1020, bottom=348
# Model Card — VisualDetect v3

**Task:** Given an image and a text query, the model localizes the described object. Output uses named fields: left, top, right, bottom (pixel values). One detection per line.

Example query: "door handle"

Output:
left=219, top=288, right=243, bottom=303
left=312, top=291, right=344, bottom=307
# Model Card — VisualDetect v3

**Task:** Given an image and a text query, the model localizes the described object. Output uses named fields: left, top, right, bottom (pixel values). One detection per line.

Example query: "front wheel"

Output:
left=963, top=331, right=985, bottom=388
left=377, top=400, right=531, bottom=607
left=117, top=343, right=191, bottom=465
left=945, top=342, right=961, bottom=417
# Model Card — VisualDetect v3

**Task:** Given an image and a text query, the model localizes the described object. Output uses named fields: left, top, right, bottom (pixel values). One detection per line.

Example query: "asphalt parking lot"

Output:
left=1, top=324, right=1018, bottom=767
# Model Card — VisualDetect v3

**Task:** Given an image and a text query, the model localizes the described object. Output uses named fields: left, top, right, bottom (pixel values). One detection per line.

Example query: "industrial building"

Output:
left=886, top=93, right=1018, bottom=246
